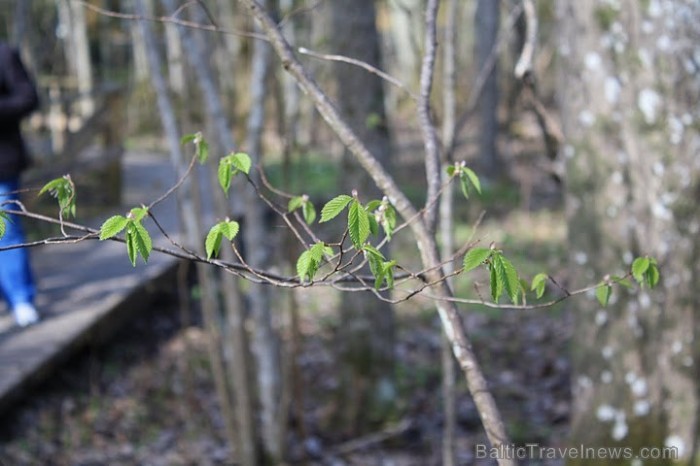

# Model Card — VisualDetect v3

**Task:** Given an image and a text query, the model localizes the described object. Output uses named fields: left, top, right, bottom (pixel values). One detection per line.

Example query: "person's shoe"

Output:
left=13, top=302, right=40, bottom=327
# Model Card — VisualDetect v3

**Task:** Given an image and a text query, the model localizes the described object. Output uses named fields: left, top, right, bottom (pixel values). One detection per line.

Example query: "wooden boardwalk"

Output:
left=0, top=151, right=184, bottom=413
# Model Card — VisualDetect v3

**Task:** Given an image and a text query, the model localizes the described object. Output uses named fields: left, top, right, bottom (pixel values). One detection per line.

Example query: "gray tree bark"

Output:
left=132, top=0, right=241, bottom=460
left=329, top=0, right=397, bottom=432
left=475, top=0, right=500, bottom=176
left=559, top=1, right=700, bottom=463
left=440, top=0, right=458, bottom=462
left=241, top=0, right=283, bottom=459
left=130, top=0, right=151, bottom=82
left=159, top=1, right=261, bottom=464
left=57, top=0, right=94, bottom=116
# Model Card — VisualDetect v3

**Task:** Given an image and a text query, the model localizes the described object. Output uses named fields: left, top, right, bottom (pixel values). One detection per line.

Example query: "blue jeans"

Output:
left=0, top=179, right=36, bottom=308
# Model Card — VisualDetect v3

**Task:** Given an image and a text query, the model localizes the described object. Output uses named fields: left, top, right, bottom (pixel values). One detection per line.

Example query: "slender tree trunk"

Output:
left=440, top=0, right=458, bottom=462
left=133, top=0, right=240, bottom=459
left=56, top=0, right=95, bottom=115
left=130, top=0, right=150, bottom=82
left=241, top=0, right=283, bottom=460
left=215, top=0, right=240, bottom=107
left=559, top=1, right=700, bottom=464
left=276, top=0, right=307, bottom=449
left=475, top=0, right=500, bottom=176
left=158, top=1, right=260, bottom=464
left=164, top=21, right=185, bottom=95
left=70, top=1, right=94, bottom=116
left=329, top=0, right=396, bottom=432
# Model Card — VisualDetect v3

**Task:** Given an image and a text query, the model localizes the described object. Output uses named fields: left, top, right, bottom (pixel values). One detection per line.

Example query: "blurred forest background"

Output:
left=0, top=0, right=698, bottom=465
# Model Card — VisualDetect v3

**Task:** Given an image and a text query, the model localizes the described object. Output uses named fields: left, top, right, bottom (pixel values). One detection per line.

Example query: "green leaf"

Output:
left=611, top=275, right=633, bottom=289
left=488, top=253, right=520, bottom=303
left=446, top=165, right=456, bottom=177
left=364, top=245, right=386, bottom=279
left=382, top=206, right=397, bottom=240
left=348, top=200, right=370, bottom=248
left=365, top=200, right=382, bottom=212
left=383, top=260, right=396, bottom=289
left=218, top=159, right=233, bottom=194
left=320, top=195, right=353, bottom=222
left=368, top=213, right=379, bottom=236
left=39, top=176, right=76, bottom=218
left=491, top=254, right=509, bottom=303
left=309, top=241, right=328, bottom=262
left=219, top=220, right=240, bottom=241
left=38, top=178, right=66, bottom=196
left=126, top=232, right=137, bottom=266
left=463, top=167, right=482, bottom=194
left=463, top=247, right=492, bottom=272
left=99, top=215, right=129, bottom=240
left=297, top=242, right=329, bottom=282
left=632, top=257, right=650, bottom=283
left=205, top=221, right=240, bottom=259
left=459, top=174, right=470, bottom=199
left=196, top=138, right=209, bottom=164
left=302, top=201, right=316, bottom=225
left=288, top=196, right=304, bottom=212
left=296, top=249, right=318, bottom=282
left=489, top=263, right=500, bottom=301
left=596, top=284, right=612, bottom=307
left=0, top=212, right=7, bottom=239
left=205, top=226, right=224, bottom=260
left=363, top=244, right=386, bottom=261
left=231, top=152, right=252, bottom=175
left=180, top=133, right=197, bottom=145
left=531, top=273, right=548, bottom=299
left=498, top=254, right=521, bottom=304
left=129, top=206, right=148, bottom=222
left=645, top=263, right=660, bottom=288
left=130, top=222, right=152, bottom=263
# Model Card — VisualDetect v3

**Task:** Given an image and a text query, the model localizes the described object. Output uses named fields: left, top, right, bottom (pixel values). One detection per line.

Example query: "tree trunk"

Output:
left=57, top=0, right=95, bottom=116
left=475, top=0, right=500, bottom=176
left=133, top=0, right=241, bottom=460
left=329, top=0, right=397, bottom=433
left=440, top=0, right=458, bottom=462
left=159, top=1, right=260, bottom=463
left=559, top=1, right=700, bottom=463
left=164, top=20, right=185, bottom=95
left=130, top=0, right=150, bottom=82
left=241, top=0, right=283, bottom=460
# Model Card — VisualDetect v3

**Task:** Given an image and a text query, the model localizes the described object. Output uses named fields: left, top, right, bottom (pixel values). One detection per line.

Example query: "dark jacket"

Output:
left=0, top=42, right=39, bottom=180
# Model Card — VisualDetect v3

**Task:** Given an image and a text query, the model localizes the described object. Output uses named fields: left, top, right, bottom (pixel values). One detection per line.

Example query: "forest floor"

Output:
left=0, top=279, right=571, bottom=465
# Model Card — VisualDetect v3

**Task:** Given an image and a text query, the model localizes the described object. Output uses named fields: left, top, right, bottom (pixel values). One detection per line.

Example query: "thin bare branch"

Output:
left=298, top=47, right=418, bottom=100
left=75, top=0, right=267, bottom=41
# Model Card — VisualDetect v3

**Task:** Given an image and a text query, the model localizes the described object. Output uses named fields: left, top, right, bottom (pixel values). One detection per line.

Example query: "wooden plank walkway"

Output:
left=0, top=150, right=186, bottom=413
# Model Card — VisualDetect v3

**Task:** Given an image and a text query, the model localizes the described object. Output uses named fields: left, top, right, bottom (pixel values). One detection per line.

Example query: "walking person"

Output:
left=0, top=40, right=40, bottom=327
